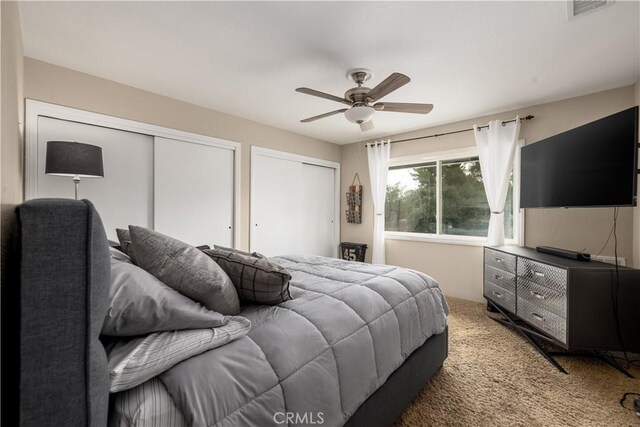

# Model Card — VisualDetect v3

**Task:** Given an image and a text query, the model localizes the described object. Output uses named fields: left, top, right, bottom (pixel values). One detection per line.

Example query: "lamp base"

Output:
left=73, top=175, right=81, bottom=200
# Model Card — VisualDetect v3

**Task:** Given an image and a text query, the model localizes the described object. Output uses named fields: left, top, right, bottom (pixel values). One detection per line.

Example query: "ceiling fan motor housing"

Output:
left=345, top=87, right=372, bottom=104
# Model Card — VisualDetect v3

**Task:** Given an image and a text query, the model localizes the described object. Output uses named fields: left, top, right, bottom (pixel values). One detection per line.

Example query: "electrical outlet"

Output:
left=591, top=255, right=626, bottom=266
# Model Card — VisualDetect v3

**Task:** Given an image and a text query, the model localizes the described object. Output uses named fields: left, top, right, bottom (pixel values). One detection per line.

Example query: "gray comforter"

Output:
left=159, top=255, right=448, bottom=427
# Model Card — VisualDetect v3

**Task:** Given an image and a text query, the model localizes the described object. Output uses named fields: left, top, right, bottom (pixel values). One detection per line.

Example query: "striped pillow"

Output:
left=107, top=316, right=251, bottom=392
left=109, top=378, right=187, bottom=427
left=202, top=248, right=292, bottom=305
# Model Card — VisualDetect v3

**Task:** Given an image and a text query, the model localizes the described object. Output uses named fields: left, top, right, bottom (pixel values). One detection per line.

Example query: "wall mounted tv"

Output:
left=520, top=106, right=638, bottom=208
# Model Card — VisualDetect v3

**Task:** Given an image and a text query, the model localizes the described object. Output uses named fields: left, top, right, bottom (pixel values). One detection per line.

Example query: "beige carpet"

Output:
left=398, top=297, right=640, bottom=426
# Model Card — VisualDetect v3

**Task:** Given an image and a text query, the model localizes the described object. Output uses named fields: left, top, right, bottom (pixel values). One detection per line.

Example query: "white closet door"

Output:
left=301, top=163, right=336, bottom=257
left=154, top=137, right=234, bottom=247
left=252, top=155, right=303, bottom=257
left=35, top=116, right=154, bottom=240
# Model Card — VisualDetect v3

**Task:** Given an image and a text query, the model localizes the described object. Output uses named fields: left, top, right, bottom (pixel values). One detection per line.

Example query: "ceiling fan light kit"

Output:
left=296, top=68, right=433, bottom=132
left=344, top=106, right=375, bottom=124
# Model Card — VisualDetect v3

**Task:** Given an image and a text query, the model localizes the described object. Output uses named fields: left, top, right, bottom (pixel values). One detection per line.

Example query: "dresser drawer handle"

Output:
left=492, top=290, right=504, bottom=299
left=533, top=271, right=545, bottom=278
left=530, top=290, right=546, bottom=300
left=494, top=257, right=503, bottom=263
left=493, top=274, right=503, bottom=281
left=531, top=312, right=545, bottom=322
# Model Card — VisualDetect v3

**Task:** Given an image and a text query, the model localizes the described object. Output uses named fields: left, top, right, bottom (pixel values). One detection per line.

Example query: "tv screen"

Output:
left=520, top=106, right=638, bottom=208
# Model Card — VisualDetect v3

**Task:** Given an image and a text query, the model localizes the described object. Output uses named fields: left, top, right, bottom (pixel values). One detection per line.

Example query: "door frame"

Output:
left=25, top=99, right=242, bottom=247
left=250, top=146, right=341, bottom=257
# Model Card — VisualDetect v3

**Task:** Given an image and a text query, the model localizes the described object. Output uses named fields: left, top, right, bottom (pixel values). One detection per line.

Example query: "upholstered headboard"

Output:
left=2, top=199, right=110, bottom=426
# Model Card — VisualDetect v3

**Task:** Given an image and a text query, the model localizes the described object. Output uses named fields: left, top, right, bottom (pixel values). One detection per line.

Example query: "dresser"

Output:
left=484, top=246, right=640, bottom=353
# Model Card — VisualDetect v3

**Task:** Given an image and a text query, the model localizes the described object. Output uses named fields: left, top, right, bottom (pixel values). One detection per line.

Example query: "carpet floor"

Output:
left=397, top=297, right=640, bottom=426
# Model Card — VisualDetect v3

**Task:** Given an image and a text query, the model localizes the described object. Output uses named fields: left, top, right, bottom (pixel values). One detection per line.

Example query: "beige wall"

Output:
left=23, top=58, right=341, bottom=251
left=341, top=85, right=637, bottom=302
left=1, top=1, right=24, bottom=282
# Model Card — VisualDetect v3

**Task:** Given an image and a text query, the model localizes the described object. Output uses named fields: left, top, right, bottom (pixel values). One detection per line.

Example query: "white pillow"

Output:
left=107, top=316, right=251, bottom=392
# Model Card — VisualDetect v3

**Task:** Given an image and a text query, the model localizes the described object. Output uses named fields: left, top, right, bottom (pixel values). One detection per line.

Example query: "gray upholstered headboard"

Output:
left=3, top=199, right=110, bottom=426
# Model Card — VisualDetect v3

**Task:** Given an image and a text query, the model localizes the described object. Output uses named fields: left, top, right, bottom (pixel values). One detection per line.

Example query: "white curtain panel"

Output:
left=473, top=118, right=521, bottom=246
left=366, top=140, right=391, bottom=264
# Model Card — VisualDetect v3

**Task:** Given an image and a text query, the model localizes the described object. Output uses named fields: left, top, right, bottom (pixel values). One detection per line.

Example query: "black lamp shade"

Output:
left=45, top=141, right=104, bottom=178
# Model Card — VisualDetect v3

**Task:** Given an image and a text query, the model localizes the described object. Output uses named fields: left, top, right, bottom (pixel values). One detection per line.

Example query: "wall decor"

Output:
left=345, top=173, right=363, bottom=224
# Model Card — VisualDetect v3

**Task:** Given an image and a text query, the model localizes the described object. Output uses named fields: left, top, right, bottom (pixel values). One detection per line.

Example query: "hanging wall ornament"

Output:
left=346, top=173, right=363, bottom=224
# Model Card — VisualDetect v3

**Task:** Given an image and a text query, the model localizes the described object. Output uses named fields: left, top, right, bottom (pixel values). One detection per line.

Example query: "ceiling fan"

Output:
left=296, top=69, right=433, bottom=132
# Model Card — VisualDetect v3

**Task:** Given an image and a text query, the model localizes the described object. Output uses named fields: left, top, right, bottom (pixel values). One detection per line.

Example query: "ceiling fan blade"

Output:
left=300, top=109, right=348, bottom=123
left=296, top=87, right=351, bottom=105
left=374, top=102, right=434, bottom=114
left=366, top=73, right=411, bottom=102
left=360, top=120, right=375, bottom=132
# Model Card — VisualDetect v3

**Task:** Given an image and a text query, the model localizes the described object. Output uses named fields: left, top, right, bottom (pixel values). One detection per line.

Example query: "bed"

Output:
left=5, top=199, right=448, bottom=427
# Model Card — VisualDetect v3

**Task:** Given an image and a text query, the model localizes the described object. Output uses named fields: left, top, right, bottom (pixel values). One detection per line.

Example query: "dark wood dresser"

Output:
left=483, top=246, right=640, bottom=353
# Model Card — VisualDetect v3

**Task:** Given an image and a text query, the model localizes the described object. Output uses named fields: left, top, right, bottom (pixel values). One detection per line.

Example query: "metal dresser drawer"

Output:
left=518, top=258, right=567, bottom=292
left=518, top=278, right=567, bottom=318
left=484, top=281, right=516, bottom=313
left=484, top=265, right=516, bottom=294
left=484, top=248, right=516, bottom=274
left=517, top=297, right=567, bottom=344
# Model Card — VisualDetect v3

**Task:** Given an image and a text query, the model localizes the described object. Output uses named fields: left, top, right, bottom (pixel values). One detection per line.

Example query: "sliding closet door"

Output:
left=301, top=163, right=336, bottom=257
left=154, top=137, right=235, bottom=247
left=35, top=116, right=154, bottom=240
left=251, top=148, right=338, bottom=257
left=252, top=155, right=303, bottom=257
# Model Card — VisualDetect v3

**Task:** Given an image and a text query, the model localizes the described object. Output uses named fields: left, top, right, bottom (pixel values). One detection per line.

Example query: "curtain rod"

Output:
left=366, top=115, right=534, bottom=146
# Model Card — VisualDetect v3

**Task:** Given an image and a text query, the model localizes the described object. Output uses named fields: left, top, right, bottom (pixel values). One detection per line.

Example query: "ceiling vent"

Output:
left=567, top=0, right=613, bottom=20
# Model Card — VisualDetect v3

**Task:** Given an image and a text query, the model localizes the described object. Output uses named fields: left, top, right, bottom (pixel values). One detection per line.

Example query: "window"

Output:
left=385, top=147, right=520, bottom=244
left=386, top=163, right=437, bottom=234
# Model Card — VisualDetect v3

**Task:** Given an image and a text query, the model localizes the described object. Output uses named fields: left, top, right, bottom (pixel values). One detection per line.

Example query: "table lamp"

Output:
left=45, top=141, right=104, bottom=200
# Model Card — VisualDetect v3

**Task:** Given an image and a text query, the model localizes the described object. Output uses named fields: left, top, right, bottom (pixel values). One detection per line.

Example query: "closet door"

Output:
left=251, top=149, right=337, bottom=258
left=35, top=116, right=154, bottom=240
left=154, top=137, right=235, bottom=247
left=301, top=163, right=336, bottom=257
left=251, top=154, right=303, bottom=257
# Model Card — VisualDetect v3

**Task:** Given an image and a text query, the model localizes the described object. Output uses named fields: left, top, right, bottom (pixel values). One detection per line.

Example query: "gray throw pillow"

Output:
left=213, top=244, right=265, bottom=259
left=129, top=226, right=240, bottom=315
left=203, top=248, right=292, bottom=305
left=116, top=228, right=138, bottom=265
left=103, top=248, right=228, bottom=336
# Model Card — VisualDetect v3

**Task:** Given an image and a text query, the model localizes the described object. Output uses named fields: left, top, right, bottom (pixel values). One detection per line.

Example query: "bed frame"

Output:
left=2, top=199, right=448, bottom=426
left=346, top=327, right=448, bottom=426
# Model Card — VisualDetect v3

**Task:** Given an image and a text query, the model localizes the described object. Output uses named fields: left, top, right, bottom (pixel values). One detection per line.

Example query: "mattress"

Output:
left=109, top=255, right=448, bottom=427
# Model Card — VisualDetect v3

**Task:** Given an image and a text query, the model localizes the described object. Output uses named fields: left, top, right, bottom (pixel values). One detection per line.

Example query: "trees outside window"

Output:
left=385, top=156, right=514, bottom=239
left=386, top=163, right=436, bottom=233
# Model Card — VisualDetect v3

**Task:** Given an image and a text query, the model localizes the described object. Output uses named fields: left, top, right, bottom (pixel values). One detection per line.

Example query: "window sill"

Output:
left=385, top=231, right=518, bottom=247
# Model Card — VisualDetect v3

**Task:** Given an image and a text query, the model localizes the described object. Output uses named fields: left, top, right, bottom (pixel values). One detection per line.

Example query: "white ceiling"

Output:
left=19, top=1, right=640, bottom=145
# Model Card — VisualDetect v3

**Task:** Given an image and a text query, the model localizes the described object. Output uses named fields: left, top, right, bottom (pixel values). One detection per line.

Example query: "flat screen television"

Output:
left=520, top=106, right=638, bottom=208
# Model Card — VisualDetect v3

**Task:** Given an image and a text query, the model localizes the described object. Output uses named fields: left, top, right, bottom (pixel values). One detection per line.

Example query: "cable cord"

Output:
left=609, top=353, right=640, bottom=369
left=610, top=207, right=630, bottom=367
left=594, top=222, right=615, bottom=257
left=613, top=213, right=638, bottom=417
left=619, top=392, right=640, bottom=412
